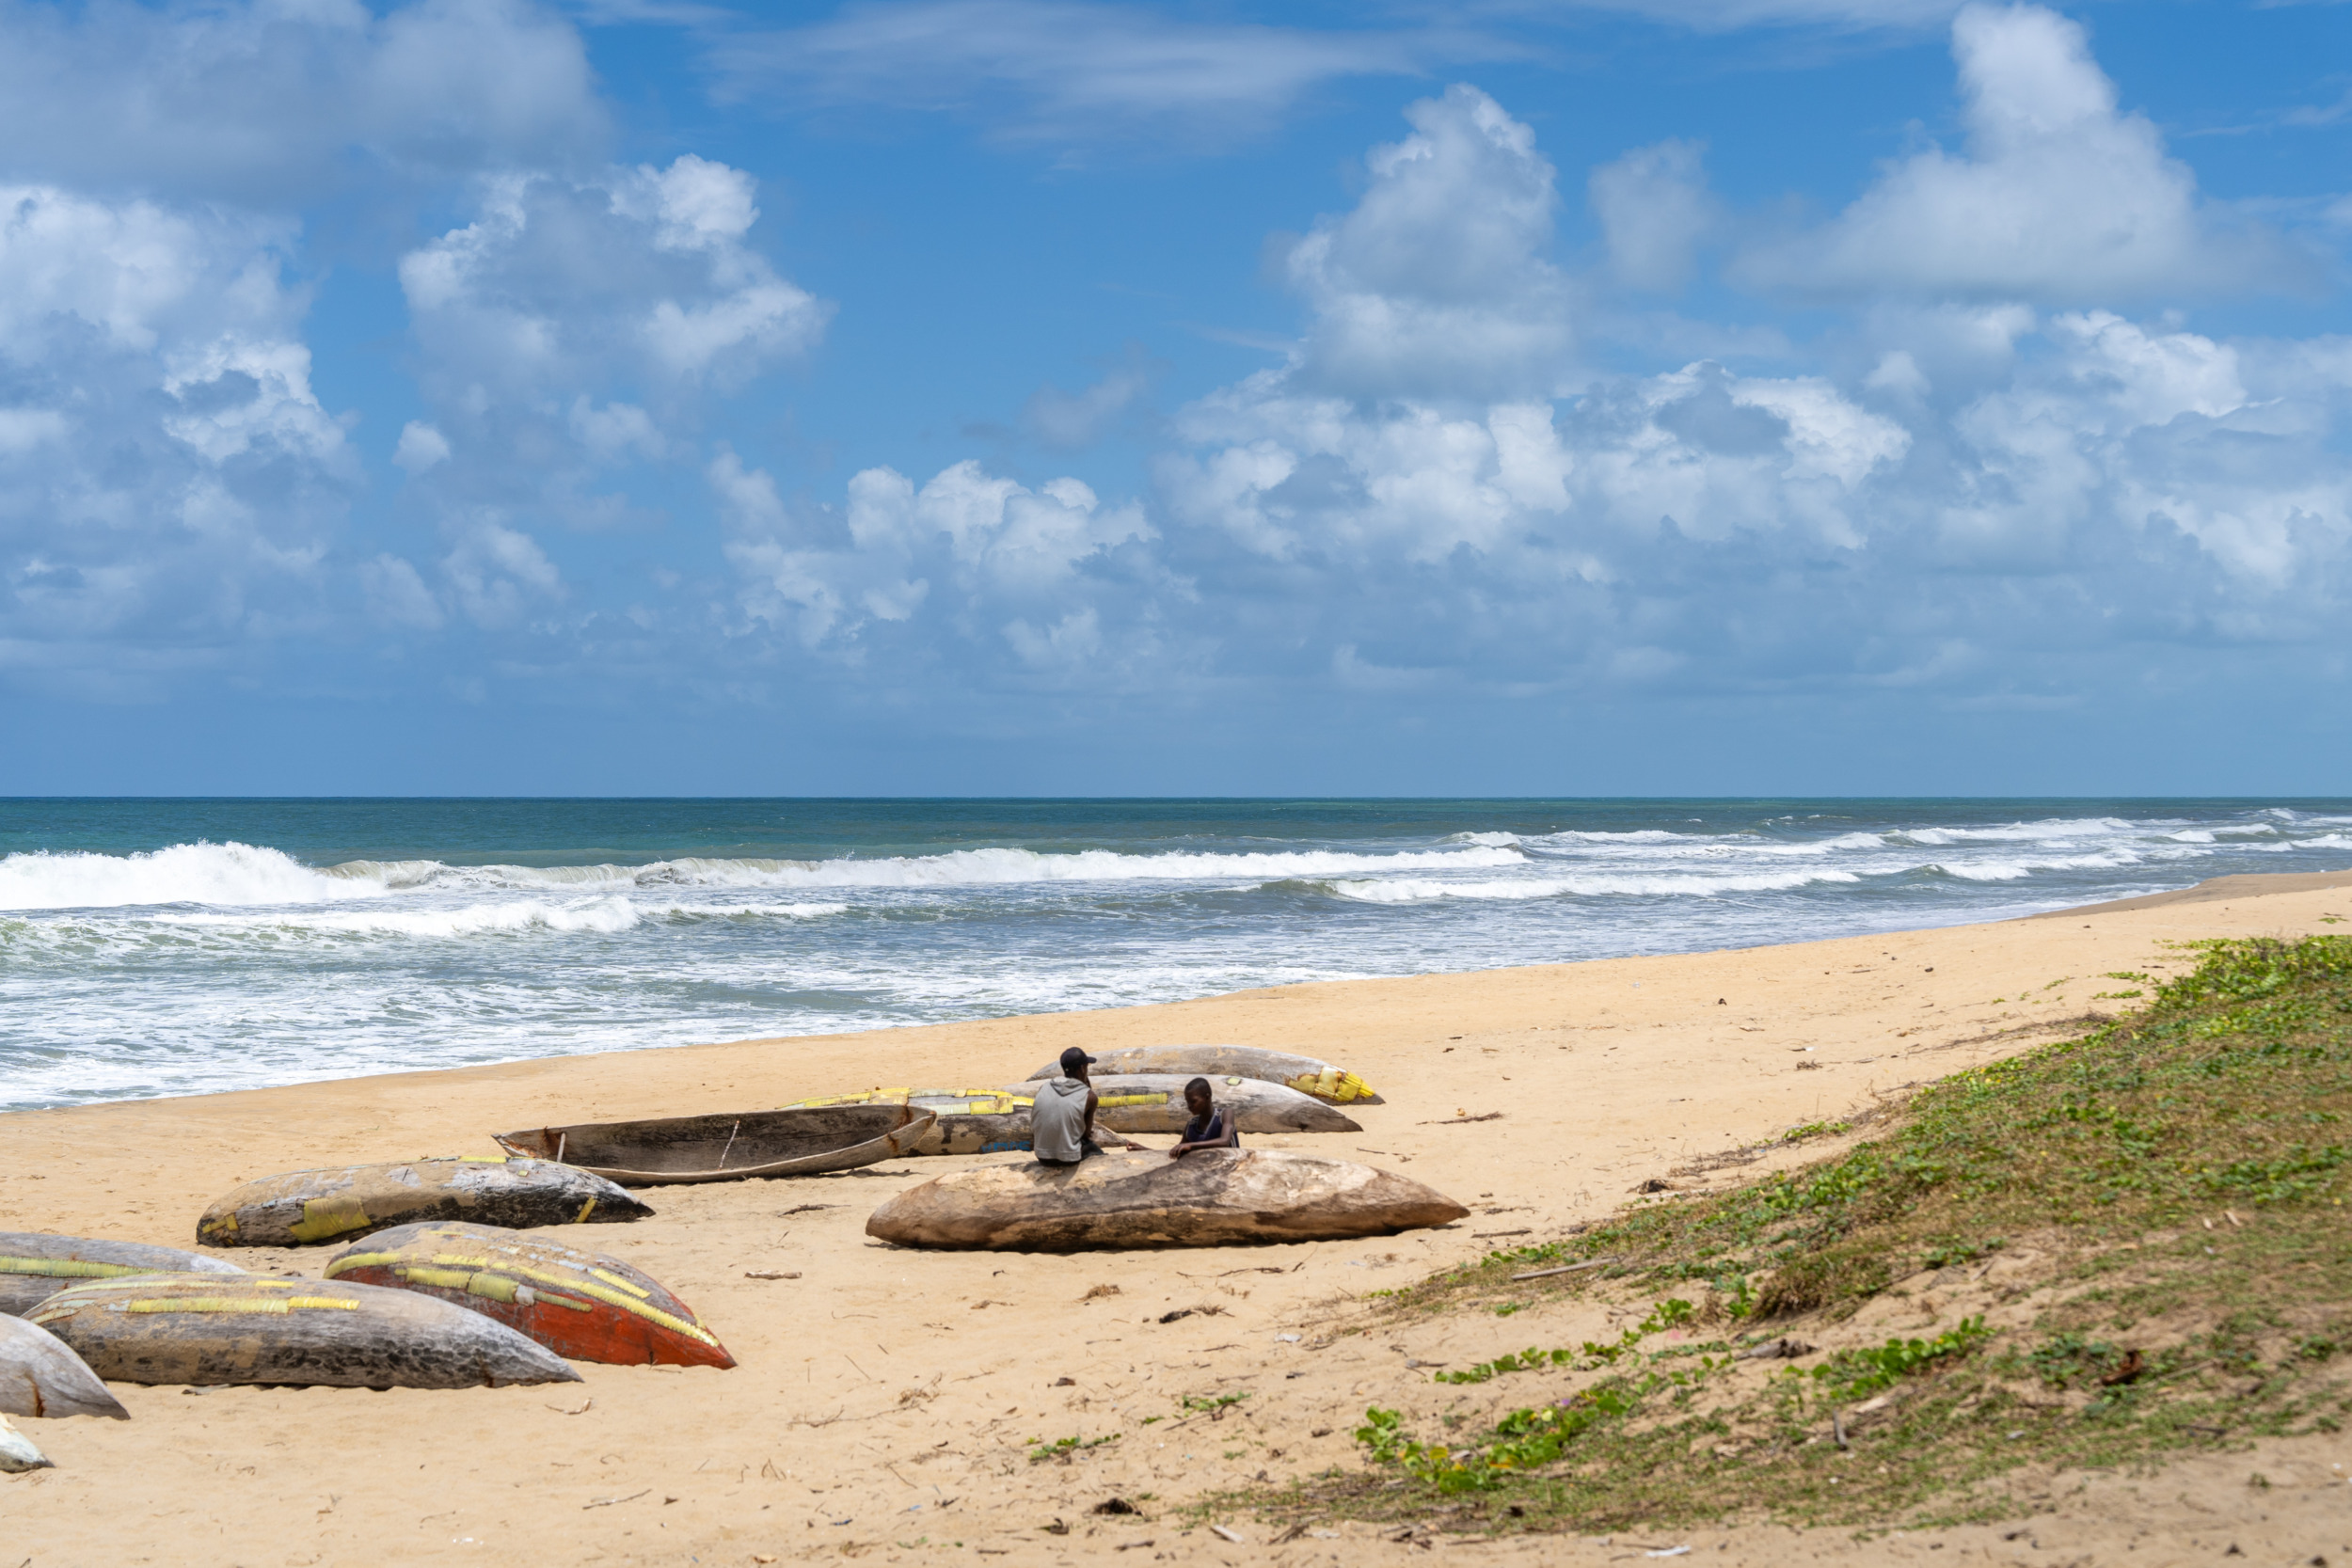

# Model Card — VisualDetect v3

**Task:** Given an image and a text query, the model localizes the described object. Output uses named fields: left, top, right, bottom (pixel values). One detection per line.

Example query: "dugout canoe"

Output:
left=492, top=1103, right=936, bottom=1185
left=778, top=1088, right=1034, bottom=1156
left=0, top=1312, right=129, bottom=1420
left=1, top=1231, right=244, bottom=1317
left=0, top=1414, right=51, bottom=1472
left=1025, top=1046, right=1382, bottom=1106
left=326, top=1221, right=734, bottom=1369
left=28, top=1272, right=580, bottom=1389
left=866, top=1148, right=1468, bottom=1250
left=197, top=1157, right=652, bottom=1247
left=1009, top=1075, right=1361, bottom=1135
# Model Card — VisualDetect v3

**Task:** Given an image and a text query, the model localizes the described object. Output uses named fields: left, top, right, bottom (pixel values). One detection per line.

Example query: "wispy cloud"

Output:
left=706, top=0, right=1518, bottom=148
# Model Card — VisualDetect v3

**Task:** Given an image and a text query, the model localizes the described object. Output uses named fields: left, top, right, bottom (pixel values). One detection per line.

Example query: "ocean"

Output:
left=3, top=798, right=2348, bottom=1112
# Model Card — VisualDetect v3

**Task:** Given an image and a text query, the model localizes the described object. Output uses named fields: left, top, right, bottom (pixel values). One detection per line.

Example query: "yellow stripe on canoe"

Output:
left=326, top=1251, right=716, bottom=1346
left=120, top=1296, right=359, bottom=1315
left=0, top=1258, right=156, bottom=1280
left=782, top=1087, right=1027, bottom=1112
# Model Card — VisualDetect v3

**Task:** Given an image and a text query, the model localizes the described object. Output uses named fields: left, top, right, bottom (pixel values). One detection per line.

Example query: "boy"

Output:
left=1167, top=1075, right=1240, bottom=1159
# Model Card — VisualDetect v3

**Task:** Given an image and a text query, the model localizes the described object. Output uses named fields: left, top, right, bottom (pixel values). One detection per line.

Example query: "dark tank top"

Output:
left=1183, top=1108, right=1236, bottom=1147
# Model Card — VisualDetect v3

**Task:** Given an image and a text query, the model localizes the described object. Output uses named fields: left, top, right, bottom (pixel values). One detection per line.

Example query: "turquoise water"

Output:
left=4, top=798, right=2348, bottom=1110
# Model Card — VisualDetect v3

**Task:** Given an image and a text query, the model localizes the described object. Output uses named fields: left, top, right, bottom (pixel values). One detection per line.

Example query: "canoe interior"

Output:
left=493, top=1103, right=925, bottom=1180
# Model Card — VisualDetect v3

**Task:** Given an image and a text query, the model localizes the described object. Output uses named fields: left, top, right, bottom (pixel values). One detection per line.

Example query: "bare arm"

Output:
left=1168, top=1108, right=1237, bottom=1159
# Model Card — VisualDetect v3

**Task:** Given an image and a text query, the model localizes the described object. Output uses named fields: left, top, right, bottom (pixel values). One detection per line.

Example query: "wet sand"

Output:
left=5, top=873, right=2350, bottom=1565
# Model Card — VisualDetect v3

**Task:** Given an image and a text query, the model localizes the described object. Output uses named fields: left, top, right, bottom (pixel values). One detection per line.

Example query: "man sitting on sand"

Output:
left=1168, top=1075, right=1240, bottom=1160
left=1033, top=1047, right=1146, bottom=1166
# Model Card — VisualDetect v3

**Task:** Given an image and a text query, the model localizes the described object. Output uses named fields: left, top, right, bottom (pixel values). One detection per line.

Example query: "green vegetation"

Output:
left=1434, top=1301, right=1700, bottom=1386
left=1811, top=1318, right=1989, bottom=1401
left=1028, top=1432, right=1120, bottom=1464
left=1225, top=937, right=2352, bottom=1536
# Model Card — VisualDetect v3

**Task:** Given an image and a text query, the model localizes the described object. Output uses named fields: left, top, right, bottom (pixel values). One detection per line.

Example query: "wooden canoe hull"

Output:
left=2, top=1232, right=244, bottom=1318
left=866, top=1149, right=1469, bottom=1251
left=326, top=1221, right=734, bottom=1369
left=1011, top=1075, right=1361, bottom=1135
left=196, top=1158, right=653, bottom=1248
left=0, top=1313, right=129, bottom=1420
left=492, top=1104, right=935, bottom=1185
left=29, top=1272, right=580, bottom=1388
left=1025, top=1046, right=1382, bottom=1106
left=779, top=1090, right=1035, bottom=1156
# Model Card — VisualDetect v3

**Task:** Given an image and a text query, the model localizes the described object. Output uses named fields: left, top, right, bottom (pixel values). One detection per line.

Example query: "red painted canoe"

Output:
left=324, top=1221, right=734, bottom=1369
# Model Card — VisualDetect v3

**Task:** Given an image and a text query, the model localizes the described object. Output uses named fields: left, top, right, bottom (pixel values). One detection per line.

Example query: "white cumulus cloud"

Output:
left=0, top=185, right=352, bottom=693
left=1736, top=4, right=2312, bottom=301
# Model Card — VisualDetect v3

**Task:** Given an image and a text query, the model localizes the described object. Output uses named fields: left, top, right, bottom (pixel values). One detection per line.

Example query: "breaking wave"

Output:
left=0, top=842, right=371, bottom=911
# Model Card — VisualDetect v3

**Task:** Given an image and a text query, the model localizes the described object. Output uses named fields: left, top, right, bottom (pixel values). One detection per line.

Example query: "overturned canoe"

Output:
left=1, top=1232, right=244, bottom=1317
left=779, top=1089, right=1034, bottom=1156
left=1026, top=1046, right=1382, bottom=1106
left=1009, top=1075, right=1361, bottom=1135
left=0, top=1414, right=50, bottom=1472
left=492, top=1104, right=935, bottom=1185
left=29, top=1272, right=579, bottom=1389
left=326, top=1221, right=733, bottom=1369
left=198, top=1157, right=652, bottom=1247
left=866, top=1149, right=1468, bottom=1250
left=0, top=1312, right=129, bottom=1420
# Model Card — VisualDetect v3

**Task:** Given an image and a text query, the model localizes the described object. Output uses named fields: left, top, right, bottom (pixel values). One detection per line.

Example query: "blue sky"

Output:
left=1, top=0, right=2347, bottom=796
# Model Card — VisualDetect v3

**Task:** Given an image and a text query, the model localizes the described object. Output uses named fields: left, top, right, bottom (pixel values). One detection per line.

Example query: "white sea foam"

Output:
left=145, top=898, right=849, bottom=942
left=1323, top=868, right=1863, bottom=903
left=0, top=839, right=1529, bottom=912
left=0, top=842, right=377, bottom=911
left=323, top=844, right=1530, bottom=894
left=1931, top=851, right=2149, bottom=882
left=1899, top=816, right=2139, bottom=847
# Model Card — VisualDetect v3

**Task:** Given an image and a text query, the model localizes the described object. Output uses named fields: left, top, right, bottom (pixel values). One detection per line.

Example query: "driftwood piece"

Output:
left=1509, top=1257, right=1619, bottom=1282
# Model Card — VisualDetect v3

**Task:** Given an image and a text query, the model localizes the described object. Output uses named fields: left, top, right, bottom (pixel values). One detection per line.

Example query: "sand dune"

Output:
left=4, top=873, right=2348, bottom=1564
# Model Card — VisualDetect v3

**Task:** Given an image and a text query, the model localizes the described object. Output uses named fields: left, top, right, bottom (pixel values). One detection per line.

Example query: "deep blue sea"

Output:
left=4, top=799, right=2348, bottom=1111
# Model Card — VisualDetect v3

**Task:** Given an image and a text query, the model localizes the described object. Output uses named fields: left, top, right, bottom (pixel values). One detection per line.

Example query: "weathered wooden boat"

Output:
left=866, top=1149, right=1468, bottom=1251
left=0, top=1413, right=51, bottom=1472
left=28, top=1272, right=580, bottom=1388
left=492, top=1103, right=936, bottom=1185
left=197, top=1157, right=653, bottom=1247
left=1, top=1231, right=244, bottom=1317
left=778, top=1088, right=1034, bottom=1156
left=326, top=1221, right=734, bottom=1369
left=1025, top=1046, right=1382, bottom=1106
left=1010, top=1074, right=1361, bottom=1135
left=0, top=1312, right=129, bottom=1420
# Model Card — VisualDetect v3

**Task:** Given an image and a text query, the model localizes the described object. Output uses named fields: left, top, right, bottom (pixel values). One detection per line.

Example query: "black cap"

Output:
left=1059, top=1047, right=1096, bottom=1074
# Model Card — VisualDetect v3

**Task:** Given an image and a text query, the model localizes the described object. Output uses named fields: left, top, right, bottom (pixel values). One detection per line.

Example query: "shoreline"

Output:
left=13, top=865, right=2345, bottom=1122
left=6, top=872, right=2351, bottom=1564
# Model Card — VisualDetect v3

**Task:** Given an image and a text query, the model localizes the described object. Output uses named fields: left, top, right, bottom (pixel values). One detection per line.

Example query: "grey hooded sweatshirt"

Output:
left=1032, top=1075, right=1091, bottom=1163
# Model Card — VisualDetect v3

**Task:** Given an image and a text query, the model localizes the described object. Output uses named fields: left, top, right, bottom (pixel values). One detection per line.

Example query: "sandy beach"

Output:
left=7, top=871, right=2351, bottom=1566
